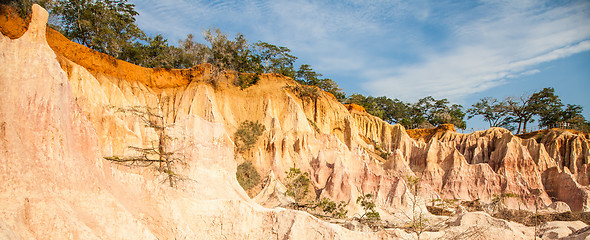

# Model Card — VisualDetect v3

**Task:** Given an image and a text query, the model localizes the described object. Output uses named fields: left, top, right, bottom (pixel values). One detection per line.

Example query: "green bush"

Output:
left=235, top=74, right=260, bottom=90
left=357, top=193, right=380, bottom=221
left=314, top=198, right=348, bottom=219
left=236, top=161, right=261, bottom=191
left=285, top=167, right=311, bottom=206
left=285, top=85, right=319, bottom=101
left=234, top=120, right=265, bottom=153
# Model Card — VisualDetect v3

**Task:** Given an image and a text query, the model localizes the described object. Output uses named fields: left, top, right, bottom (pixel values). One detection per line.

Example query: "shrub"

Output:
left=426, top=206, right=454, bottom=216
left=487, top=193, right=520, bottom=214
left=314, top=198, right=348, bottom=219
left=357, top=193, right=380, bottom=221
left=236, top=161, right=261, bottom=191
left=285, top=167, right=311, bottom=207
left=235, top=73, right=259, bottom=90
left=234, top=120, right=265, bottom=153
left=285, top=85, right=319, bottom=101
left=461, top=199, right=484, bottom=212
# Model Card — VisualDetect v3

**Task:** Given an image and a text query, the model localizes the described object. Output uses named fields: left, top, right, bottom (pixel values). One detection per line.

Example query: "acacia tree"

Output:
left=506, top=87, right=578, bottom=133
left=505, top=96, right=536, bottom=134
left=467, top=97, right=513, bottom=129
left=104, top=105, right=186, bottom=187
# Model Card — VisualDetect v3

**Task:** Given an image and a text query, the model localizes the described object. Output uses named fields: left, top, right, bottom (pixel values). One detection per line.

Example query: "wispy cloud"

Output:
left=364, top=0, right=590, bottom=102
left=130, top=0, right=590, bottom=104
left=131, top=0, right=403, bottom=73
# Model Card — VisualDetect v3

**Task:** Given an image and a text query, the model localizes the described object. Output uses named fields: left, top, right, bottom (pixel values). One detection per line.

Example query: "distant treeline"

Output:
left=348, top=88, right=590, bottom=133
left=5, top=0, right=588, bottom=132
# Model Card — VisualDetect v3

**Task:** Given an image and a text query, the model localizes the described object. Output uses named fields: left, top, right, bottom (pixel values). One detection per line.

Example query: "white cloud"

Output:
left=364, top=1, right=590, bottom=102
left=130, top=0, right=394, bottom=78
left=130, top=0, right=590, bottom=104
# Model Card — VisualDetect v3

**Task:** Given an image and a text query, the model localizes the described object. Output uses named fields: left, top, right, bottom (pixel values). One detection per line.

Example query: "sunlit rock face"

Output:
left=0, top=5, right=386, bottom=239
left=1, top=4, right=589, bottom=239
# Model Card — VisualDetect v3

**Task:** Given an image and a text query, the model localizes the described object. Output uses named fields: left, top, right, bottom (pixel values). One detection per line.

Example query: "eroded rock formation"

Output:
left=1, top=4, right=589, bottom=239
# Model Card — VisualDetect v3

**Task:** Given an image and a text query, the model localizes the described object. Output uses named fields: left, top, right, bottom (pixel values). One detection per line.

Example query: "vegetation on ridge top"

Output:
left=4, top=0, right=588, bottom=132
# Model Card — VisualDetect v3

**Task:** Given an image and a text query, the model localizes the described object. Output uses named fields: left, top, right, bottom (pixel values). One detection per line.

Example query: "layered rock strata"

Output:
left=0, top=5, right=386, bottom=239
left=1, top=4, right=589, bottom=239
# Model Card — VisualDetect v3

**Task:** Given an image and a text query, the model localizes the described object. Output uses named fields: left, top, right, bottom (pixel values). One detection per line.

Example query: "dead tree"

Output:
left=104, top=105, right=186, bottom=187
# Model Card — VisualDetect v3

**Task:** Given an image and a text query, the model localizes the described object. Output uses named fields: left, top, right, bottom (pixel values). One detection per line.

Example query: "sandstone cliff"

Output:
left=1, top=4, right=589, bottom=239
left=0, top=5, right=387, bottom=239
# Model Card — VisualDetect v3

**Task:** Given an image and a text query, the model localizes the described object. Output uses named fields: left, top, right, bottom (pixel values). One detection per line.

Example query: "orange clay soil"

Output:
left=1, top=4, right=211, bottom=91
left=344, top=103, right=367, bottom=113
left=518, top=128, right=590, bottom=140
left=0, top=5, right=29, bottom=39
left=406, top=124, right=456, bottom=141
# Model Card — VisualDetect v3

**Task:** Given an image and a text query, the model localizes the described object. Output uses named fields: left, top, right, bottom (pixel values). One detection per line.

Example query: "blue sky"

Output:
left=129, top=0, right=590, bottom=131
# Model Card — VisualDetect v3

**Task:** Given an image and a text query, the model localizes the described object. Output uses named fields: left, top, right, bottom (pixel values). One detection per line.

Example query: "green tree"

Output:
left=346, top=94, right=466, bottom=130
left=284, top=167, right=311, bottom=207
left=295, top=64, right=322, bottom=85
left=293, top=64, right=344, bottom=100
left=119, top=34, right=187, bottom=69
left=356, top=193, right=380, bottom=222
left=413, top=96, right=466, bottom=129
left=506, top=96, right=536, bottom=134
left=177, top=33, right=210, bottom=68
left=201, top=27, right=262, bottom=73
left=252, top=41, right=297, bottom=78
left=345, top=94, right=387, bottom=120
left=52, top=0, right=145, bottom=58
left=317, top=78, right=345, bottom=102
left=467, top=97, right=513, bottom=129
left=561, top=104, right=589, bottom=131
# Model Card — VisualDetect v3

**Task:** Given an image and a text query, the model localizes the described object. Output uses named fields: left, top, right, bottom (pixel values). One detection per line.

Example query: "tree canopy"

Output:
left=469, top=87, right=589, bottom=133
left=53, top=0, right=145, bottom=58
left=467, top=97, right=513, bottom=129
left=346, top=94, right=467, bottom=130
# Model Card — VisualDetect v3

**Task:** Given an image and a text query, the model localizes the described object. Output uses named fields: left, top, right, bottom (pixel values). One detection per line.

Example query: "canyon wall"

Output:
left=1, top=4, right=589, bottom=239
left=0, top=5, right=387, bottom=239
